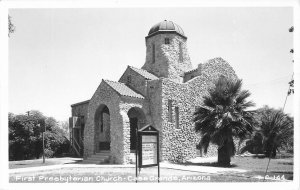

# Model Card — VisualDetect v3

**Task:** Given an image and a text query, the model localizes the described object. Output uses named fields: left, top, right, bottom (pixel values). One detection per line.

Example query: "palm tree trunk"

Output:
left=218, top=142, right=231, bottom=167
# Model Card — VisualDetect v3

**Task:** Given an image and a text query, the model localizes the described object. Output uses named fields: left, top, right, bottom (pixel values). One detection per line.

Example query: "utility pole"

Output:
left=38, top=119, right=46, bottom=164
left=42, top=129, right=45, bottom=163
left=25, top=111, right=30, bottom=159
left=263, top=26, right=294, bottom=182
left=41, top=120, right=46, bottom=163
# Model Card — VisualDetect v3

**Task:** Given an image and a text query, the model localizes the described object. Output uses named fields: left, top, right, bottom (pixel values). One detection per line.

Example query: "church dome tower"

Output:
left=142, top=20, right=193, bottom=82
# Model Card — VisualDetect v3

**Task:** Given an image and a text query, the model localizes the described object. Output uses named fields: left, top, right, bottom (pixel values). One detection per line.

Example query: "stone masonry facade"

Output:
left=70, top=20, right=243, bottom=164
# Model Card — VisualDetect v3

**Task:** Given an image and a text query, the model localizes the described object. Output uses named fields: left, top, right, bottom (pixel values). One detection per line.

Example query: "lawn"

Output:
left=231, top=156, right=293, bottom=180
left=9, top=157, right=82, bottom=169
left=184, top=156, right=293, bottom=180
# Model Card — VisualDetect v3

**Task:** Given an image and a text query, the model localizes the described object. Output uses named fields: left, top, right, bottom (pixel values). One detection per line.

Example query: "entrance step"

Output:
left=82, top=151, right=111, bottom=164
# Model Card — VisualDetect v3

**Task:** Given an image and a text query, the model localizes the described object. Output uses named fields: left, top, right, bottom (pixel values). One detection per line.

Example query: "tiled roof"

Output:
left=103, top=80, right=144, bottom=99
left=128, top=66, right=159, bottom=80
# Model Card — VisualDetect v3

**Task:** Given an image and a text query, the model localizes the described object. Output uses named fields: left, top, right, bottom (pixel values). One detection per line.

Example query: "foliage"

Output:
left=60, top=120, right=70, bottom=140
left=288, top=78, right=294, bottom=95
left=8, top=15, right=15, bottom=37
left=288, top=26, right=294, bottom=94
left=9, top=110, right=70, bottom=161
left=241, top=106, right=293, bottom=157
left=193, top=76, right=255, bottom=166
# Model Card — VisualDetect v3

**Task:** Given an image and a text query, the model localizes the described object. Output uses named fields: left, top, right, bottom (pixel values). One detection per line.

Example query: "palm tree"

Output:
left=241, top=109, right=293, bottom=158
left=193, top=76, right=255, bottom=166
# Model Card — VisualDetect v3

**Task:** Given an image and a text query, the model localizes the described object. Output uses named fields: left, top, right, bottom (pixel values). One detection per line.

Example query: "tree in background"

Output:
left=60, top=120, right=70, bottom=140
left=9, top=110, right=70, bottom=161
left=193, top=76, right=256, bottom=166
left=288, top=26, right=294, bottom=96
left=8, top=15, right=15, bottom=37
left=241, top=106, right=293, bottom=157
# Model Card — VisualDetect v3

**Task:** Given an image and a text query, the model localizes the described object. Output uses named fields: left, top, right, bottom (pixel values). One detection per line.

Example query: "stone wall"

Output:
left=119, top=96, right=150, bottom=164
left=161, top=78, right=198, bottom=162
left=142, top=34, right=193, bottom=83
left=84, top=80, right=125, bottom=164
left=146, top=79, right=164, bottom=160
left=71, top=101, right=89, bottom=122
left=159, top=57, right=239, bottom=162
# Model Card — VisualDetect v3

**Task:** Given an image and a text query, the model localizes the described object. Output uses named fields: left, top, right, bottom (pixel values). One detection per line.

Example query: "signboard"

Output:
left=141, top=135, right=157, bottom=165
left=137, top=125, right=159, bottom=168
left=136, top=124, right=160, bottom=182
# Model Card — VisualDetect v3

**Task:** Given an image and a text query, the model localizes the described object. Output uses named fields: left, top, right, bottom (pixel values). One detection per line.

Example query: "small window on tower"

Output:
left=179, top=42, right=183, bottom=62
left=127, top=75, right=131, bottom=84
left=152, top=43, right=155, bottom=63
left=165, top=38, right=170, bottom=44
left=175, top=107, right=179, bottom=128
left=100, top=124, right=103, bottom=133
left=168, top=100, right=173, bottom=122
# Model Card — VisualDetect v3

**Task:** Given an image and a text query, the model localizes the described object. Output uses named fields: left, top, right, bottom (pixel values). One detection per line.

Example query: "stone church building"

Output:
left=69, top=20, right=237, bottom=164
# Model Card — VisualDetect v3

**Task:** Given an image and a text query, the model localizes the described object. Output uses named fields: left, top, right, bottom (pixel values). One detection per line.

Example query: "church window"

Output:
left=127, top=75, right=131, bottom=83
left=165, top=38, right=170, bottom=44
left=179, top=42, right=183, bottom=62
left=100, top=123, right=103, bottom=133
left=168, top=100, right=173, bottom=122
left=175, top=107, right=179, bottom=128
left=152, top=43, right=155, bottom=63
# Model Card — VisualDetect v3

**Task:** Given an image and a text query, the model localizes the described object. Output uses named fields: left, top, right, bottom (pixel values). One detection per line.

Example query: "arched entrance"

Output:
left=127, top=107, right=146, bottom=152
left=94, top=104, right=110, bottom=152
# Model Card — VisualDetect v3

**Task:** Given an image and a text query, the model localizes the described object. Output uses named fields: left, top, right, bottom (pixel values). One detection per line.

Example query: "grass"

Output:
left=9, top=157, right=82, bottom=169
left=184, top=156, right=293, bottom=180
left=231, top=156, right=293, bottom=180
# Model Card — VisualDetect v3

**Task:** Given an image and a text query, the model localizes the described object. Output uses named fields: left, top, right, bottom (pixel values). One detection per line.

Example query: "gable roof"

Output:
left=103, top=80, right=144, bottom=99
left=71, top=100, right=90, bottom=107
left=128, top=66, right=159, bottom=80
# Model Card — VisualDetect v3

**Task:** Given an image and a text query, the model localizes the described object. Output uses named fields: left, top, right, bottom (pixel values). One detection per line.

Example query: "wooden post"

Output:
left=135, top=124, right=138, bottom=183
left=157, top=134, right=160, bottom=183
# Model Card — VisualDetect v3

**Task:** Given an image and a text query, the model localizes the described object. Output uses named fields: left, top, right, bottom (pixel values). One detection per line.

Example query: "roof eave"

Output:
left=71, top=100, right=90, bottom=107
left=145, top=30, right=187, bottom=40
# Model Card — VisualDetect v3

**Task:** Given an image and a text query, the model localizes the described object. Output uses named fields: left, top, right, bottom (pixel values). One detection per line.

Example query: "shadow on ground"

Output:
left=181, top=161, right=238, bottom=168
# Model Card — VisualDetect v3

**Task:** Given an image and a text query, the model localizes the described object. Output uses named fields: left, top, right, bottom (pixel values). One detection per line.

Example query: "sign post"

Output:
left=136, top=125, right=160, bottom=183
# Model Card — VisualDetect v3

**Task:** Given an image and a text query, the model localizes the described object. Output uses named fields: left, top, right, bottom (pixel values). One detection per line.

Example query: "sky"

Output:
left=8, top=7, right=294, bottom=121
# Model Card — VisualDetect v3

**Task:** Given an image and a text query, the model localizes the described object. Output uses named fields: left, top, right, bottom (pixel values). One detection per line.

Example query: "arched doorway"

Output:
left=127, top=107, right=146, bottom=152
left=94, top=104, right=110, bottom=152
